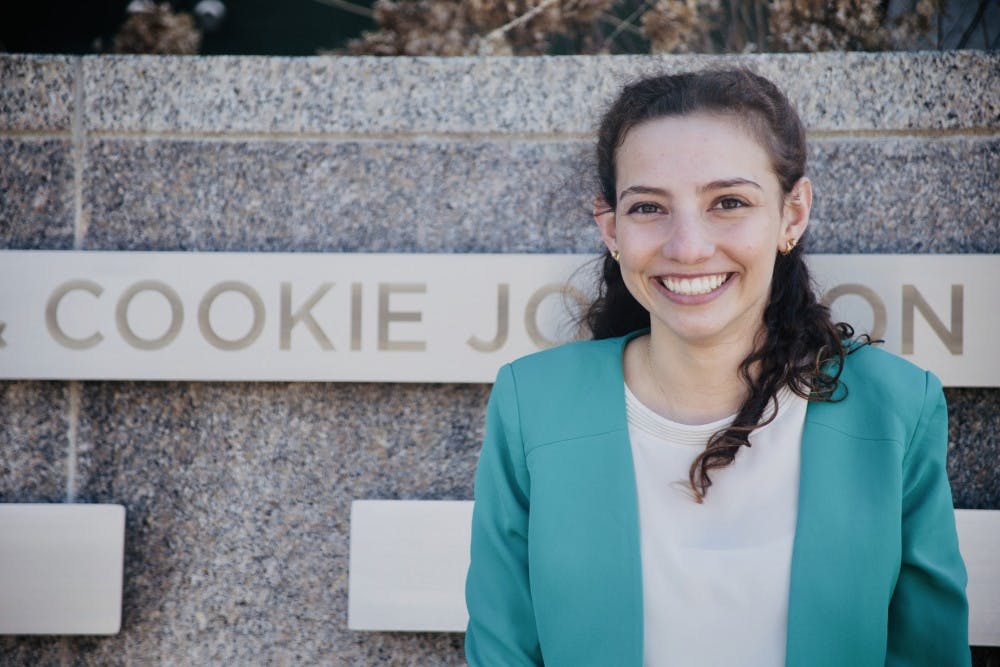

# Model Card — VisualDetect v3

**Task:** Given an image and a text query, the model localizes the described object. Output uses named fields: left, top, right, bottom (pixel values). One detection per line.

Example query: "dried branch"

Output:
left=311, top=0, right=375, bottom=19
left=483, top=0, right=562, bottom=41
left=956, top=0, right=988, bottom=48
left=600, top=0, right=656, bottom=50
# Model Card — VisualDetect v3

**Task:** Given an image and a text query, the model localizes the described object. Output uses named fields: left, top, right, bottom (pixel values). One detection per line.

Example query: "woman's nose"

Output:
left=662, top=210, right=714, bottom=264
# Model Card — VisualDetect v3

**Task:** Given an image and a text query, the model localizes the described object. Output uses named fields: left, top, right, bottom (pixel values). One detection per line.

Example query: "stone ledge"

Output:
left=0, top=56, right=76, bottom=132
left=73, top=51, right=998, bottom=135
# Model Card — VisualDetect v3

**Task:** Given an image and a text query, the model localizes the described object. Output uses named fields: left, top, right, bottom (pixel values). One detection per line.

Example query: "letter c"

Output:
left=45, top=280, right=104, bottom=350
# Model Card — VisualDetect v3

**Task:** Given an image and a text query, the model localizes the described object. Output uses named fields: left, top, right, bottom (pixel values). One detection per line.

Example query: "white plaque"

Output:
left=0, top=504, right=125, bottom=635
left=348, top=500, right=473, bottom=632
left=0, top=251, right=996, bottom=386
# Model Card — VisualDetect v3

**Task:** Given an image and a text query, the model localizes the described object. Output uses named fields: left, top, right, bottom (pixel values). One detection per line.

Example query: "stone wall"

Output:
left=1, top=52, right=998, bottom=664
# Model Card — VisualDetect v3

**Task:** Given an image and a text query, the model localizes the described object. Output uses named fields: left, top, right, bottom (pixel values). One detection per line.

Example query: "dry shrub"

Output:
left=347, top=0, right=618, bottom=55
left=639, top=0, right=939, bottom=54
left=642, top=0, right=723, bottom=53
left=114, top=4, right=202, bottom=55
left=346, top=0, right=940, bottom=55
left=769, top=0, right=936, bottom=51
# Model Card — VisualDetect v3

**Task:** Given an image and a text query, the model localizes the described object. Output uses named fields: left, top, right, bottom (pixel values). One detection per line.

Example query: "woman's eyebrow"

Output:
left=698, top=177, right=762, bottom=193
left=618, top=185, right=668, bottom=200
left=619, top=179, right=762, bottom=201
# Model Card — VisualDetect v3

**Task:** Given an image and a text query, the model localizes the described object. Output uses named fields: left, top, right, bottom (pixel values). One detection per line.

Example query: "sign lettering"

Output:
left=1, top=251, right=997, bottom=385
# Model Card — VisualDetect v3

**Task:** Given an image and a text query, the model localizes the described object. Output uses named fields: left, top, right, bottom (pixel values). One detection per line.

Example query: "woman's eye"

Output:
left=714, top=197, right=748, bottom=211
left=629, top=203, right=661, bottom=214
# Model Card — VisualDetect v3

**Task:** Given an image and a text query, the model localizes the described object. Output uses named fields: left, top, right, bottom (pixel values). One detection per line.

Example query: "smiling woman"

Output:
left=464, top=69, right=971, bottom=666
left=598, top=114, right=810, bottom=372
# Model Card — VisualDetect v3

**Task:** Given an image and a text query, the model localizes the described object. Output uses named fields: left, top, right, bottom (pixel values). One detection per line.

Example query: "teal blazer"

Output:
left=465, top=332, right=969, bottom=666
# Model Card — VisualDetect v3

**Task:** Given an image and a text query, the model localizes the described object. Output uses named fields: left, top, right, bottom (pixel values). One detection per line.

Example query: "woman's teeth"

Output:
left=661, top=273, right=729, bottom=296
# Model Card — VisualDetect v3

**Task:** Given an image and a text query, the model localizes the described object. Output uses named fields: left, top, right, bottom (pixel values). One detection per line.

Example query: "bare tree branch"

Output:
left=981, top=6, right=989, bottom=48
left=600, top=12, right=643, bottom=38
left=483, top=0, right=562, bottom=42
left=310, top=0, right=374, bottom=19
left=600, top=0, right=655, bottom=51
left=956, top=0, right=988, bottom=48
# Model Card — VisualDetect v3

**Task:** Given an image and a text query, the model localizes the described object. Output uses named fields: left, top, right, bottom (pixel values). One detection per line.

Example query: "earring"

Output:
left=611, top=249, right=621, bottom=262
left=781, top=238, right=797, bottom=256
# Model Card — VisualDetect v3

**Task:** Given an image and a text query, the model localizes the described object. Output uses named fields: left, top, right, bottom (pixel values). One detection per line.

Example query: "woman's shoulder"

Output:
left=840, top=342, right=941, bottom=396
left=489, top=335, right=633, bottom=446
left=499, top=335, right=629, bottom=405
left=821, top=342, right=945, bottom=442
left=507, top=335, right=627, bottom=376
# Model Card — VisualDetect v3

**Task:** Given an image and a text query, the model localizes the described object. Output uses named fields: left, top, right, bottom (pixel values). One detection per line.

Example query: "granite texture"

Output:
left=947, top=388, right=1000, bottom=510
left=82, top=136, right=996, bottom=254
left=0, top=55, right=76, bottom=132
left=81, top=52, right=999, bottom=135
left=51, top=380, right=487, bottom=665
left=82, top=138, right=595, bottom=252
left=0, top=138, right=75, bottom=250
left=807, top=136, right=1000, bottom=253
left=0, top=382, right=68, bottom=503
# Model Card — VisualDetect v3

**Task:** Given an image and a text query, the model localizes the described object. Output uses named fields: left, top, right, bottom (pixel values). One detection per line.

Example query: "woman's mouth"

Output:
left=658, top=273, right=732, bottom=296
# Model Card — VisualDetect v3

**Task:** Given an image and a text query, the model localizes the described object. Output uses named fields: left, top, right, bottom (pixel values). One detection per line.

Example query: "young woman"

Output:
left=464, top=69, right=969, bottom=666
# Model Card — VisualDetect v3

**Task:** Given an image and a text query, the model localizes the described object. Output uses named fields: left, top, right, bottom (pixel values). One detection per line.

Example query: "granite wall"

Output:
left=1, top=52, right=998, bottom=665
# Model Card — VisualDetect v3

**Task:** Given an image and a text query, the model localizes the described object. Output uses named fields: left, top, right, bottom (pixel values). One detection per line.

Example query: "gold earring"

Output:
left=612, top=249, right=621, bottom=262
left=781, top=238, right=797, bottom=256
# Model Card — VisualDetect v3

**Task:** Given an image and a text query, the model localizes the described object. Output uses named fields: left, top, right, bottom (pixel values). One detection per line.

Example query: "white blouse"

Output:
left=625, top=383, right=808, bottom=666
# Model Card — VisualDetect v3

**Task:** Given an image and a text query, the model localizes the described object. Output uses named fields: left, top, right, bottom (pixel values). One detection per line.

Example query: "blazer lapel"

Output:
left=602, top=333, right=645, bottom=666
left=786, top=398, right=851, bottom=664
left=526, top=333, right=646, bottom=665
left=594, top=331, right=646, bottom=667
left=785, top=396, right=897, bottom=666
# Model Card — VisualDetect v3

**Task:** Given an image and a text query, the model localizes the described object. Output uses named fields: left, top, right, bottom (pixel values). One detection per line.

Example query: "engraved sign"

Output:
left=0, top=251, right=997, bottom=386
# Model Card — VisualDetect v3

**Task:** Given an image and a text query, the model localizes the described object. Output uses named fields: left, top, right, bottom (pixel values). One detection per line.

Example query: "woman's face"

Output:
left=594, top=113, right=810, bottom=349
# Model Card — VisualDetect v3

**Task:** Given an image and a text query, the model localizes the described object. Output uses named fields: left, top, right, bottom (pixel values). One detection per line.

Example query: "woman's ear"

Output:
left=780, top=177, right=812, bottom=247
left=594, top=196, right=618, bottom=255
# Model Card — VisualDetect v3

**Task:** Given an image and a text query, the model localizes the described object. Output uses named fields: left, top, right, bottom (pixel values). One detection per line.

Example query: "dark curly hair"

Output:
left=585, top=68, right=863, bottom=502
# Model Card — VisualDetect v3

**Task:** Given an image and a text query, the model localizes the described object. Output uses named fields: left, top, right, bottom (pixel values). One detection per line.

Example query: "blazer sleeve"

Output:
left=465, top=364, right=543, bottom=666
left=886, top=371, right=970, bottom=666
